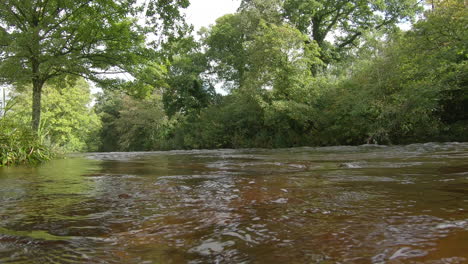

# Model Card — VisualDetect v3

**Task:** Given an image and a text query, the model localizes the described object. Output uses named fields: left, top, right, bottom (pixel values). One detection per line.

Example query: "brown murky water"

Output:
left=0, top=143, right=467, bottom=263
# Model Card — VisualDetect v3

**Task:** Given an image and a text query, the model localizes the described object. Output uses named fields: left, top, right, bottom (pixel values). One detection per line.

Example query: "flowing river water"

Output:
left=0, top=143, right=467, bottom=263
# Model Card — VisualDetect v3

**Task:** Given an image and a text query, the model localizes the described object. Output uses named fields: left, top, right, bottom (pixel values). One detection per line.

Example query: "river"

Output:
left=0, top=143, right=467, bottom=263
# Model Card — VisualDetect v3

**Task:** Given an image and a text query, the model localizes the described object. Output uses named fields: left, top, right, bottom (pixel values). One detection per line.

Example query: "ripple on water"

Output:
left=189, top=239, right=236, bottom=256
left=1, top=142, right=468, bottom=263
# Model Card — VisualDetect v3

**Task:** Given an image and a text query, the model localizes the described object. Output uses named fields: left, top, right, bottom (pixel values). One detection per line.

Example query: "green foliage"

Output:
left=115, top=94, right=170, bottom=151
left=162, top=36, right=216, bottom=117
left=244, top=21, right=321, bottom=91
left=8, top=79, right=101, bottom=152
left=203, top=13, right=252, bottom=87
left=95, top=91, right=171, bottom=151
left=183, top=8, right=323, bottom=148
left=0, top=0, right=188, bottom=130
left=176, top=91, right=267, bottom=148
left=407, top=0, right=468, bottom=130
left=92, top=0, right=465, bottom=150
left=0, top=120, right=53, bottom=167
left=1, top=0, right=454, bottom=153
left=240, top=0, right=422, bottom=65
left=167, top=88, right=320, bottom=149
left=204, top=10, right=321, bottom=90
left=94, top=91, right=124, bottom=152
left=313, top=0, right=467, bottom=145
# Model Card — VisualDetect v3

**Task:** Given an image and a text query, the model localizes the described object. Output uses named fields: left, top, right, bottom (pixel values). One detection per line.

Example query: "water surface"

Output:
left=1, top=143, right=467, bottom=263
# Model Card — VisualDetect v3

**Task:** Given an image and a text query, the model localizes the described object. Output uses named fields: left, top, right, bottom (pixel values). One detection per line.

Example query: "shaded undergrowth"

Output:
left=0, top=121, right=54, bottom=167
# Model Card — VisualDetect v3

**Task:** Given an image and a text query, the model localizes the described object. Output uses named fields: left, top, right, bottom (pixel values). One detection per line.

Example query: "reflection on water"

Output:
left=0, top=143, right=467, bottom=263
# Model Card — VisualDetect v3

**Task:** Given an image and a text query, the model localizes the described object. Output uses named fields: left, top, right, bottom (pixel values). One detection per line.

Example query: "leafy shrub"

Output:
left=0, top=121, right=54, bottom=167
left=9, top=79, right=102, bottom=152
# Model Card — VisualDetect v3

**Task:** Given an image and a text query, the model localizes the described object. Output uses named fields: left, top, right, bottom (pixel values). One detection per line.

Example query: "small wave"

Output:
left=436, top=220, right=467, bottom=230
left=339, top=162, right=364, bottom=168
left=189, top=239, right=235, bottom=256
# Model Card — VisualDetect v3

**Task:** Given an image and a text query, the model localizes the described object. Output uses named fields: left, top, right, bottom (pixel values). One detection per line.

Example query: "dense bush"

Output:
left=9, top=79, right=102, bottom=152
left=95, top=91, right=173, bottom=151
left=0, top=121, right=54, bottom=167
left=312, top=1, right=467, bottom=145
left=93, top=0, right=466, bottom=151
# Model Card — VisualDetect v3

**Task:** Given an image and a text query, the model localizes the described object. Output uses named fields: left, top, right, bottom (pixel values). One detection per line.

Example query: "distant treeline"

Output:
left=1, top=0, right=466, bottom=159
left=96, top=0, right=467, bottom=151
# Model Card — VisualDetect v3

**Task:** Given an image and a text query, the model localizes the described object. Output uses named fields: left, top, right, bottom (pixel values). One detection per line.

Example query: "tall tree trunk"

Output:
left=31, top=79, right=43, bottom=132
left=31, top=57, right=43, bottom=132
left=1, top=87, right=5, bottom=117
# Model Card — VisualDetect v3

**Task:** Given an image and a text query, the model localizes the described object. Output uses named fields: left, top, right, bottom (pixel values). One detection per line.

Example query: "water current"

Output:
left=0, top=142, right=467, bottom=263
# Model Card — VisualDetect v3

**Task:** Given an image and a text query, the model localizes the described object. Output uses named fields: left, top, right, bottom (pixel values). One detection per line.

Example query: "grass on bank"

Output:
left=0, top=121, right=54, bottom=167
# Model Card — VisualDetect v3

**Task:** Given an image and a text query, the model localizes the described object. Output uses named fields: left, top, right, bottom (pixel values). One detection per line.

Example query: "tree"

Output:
left=0, top=0, right=188, bottom=131
left=201, top=11, right=324, bottom=147
left=312, top=0, right=467, bottom=145
left=114, top=93, right=169, bottom=151
left=203, top=14, right=251, bottom=88
left=8, top=79, right=101, bottom=152
left=406, top=0, right=467, bottom=137
left=94, top=90, right=170, bottom=151
left=240, top=0, right=422, bottom=66
left=162, top=36, right=216, bottom=117
left=204, top=11, right=320, bottom=90
left=93, top=90, right=123, bottom=152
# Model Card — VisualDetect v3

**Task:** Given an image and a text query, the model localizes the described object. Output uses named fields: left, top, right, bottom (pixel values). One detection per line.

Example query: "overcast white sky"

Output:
left=183, top=0, right=240, bottom=32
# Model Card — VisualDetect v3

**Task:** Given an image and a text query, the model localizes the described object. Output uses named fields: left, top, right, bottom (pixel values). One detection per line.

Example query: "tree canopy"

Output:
left=0, top=0, right=188, bottom=130
left=240, top=0, right=422, bottom=65
left=8, top=79, right=101, bottom=151
left=2, top=0, right=467, bottom=158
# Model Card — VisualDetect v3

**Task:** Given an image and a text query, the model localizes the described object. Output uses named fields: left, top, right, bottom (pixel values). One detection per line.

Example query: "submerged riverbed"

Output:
left=0, top=143, right=467, bottom=263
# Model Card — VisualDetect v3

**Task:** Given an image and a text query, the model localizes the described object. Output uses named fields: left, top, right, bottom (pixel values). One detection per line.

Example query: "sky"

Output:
left=183, top=0, right=240, bottom=32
